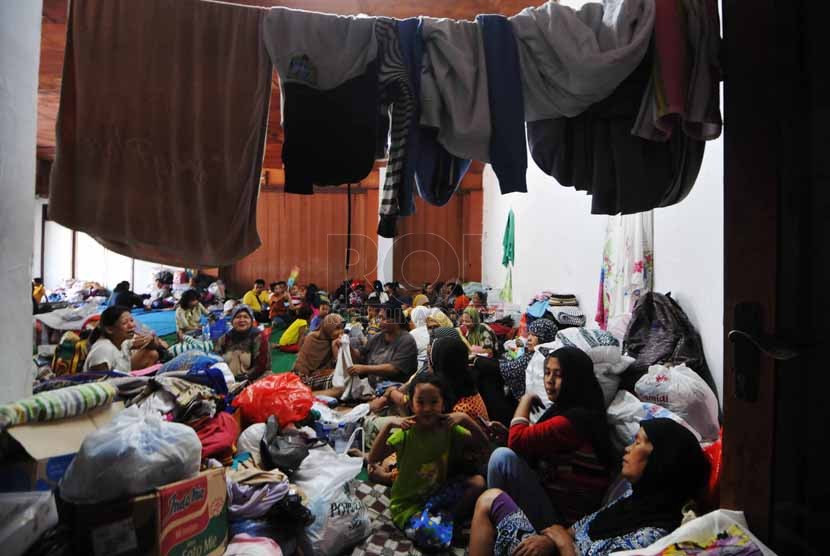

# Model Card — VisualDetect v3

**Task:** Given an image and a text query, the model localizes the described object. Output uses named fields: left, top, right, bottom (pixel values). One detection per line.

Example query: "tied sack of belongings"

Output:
left=606, top=390, right=701, bottom=453
left=59, top=405, right=201, bottom=504
left=635, top=364, right=720, bottom=442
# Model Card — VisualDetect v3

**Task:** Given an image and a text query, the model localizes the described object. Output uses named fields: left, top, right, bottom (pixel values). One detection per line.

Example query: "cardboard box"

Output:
left=61, top=467, right=228, bottom=556
left=0, top=402, right=124, bottom=492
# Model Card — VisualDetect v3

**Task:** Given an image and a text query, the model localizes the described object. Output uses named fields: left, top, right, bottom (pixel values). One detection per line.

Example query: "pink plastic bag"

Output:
left=232, top=373, right=313, bottom=426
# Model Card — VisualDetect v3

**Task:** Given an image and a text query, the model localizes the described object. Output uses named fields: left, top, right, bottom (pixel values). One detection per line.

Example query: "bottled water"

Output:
left=332, top=423, right=349, bottom=454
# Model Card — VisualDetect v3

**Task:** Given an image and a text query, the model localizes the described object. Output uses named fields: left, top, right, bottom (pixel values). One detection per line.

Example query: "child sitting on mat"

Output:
left=277, top=306, right=311, bottom=353
left=368, top=373, right=487, bottom=551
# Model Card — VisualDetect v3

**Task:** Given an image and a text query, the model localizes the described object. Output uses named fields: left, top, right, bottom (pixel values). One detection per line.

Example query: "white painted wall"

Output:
left=482, top=163, right=608, bottom=322
left=0, top=0, right=43, bottom=403
left=43, top=220, right=74, bottom=289
left=32, top=198, right=46, bottom=278
left=482, top=136, right=725, bottom=403
left=654, top=137, right=724, bottom=403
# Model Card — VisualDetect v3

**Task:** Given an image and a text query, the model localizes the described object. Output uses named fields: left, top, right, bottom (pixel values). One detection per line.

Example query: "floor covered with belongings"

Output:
left=5, top=284, right=777, bottom=556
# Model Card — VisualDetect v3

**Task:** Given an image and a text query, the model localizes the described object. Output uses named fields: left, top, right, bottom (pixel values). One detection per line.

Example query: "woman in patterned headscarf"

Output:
left=457, top=307, right=498, bottom=357
left=498, top=318, right=558, bottom=400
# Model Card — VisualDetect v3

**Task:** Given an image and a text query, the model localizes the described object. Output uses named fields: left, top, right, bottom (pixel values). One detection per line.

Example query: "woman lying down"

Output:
left=469, top=418, right=711, bottom=556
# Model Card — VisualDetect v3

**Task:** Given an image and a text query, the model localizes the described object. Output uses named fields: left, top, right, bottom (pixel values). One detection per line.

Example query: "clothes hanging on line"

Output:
left=375, top=17, right=416, bottom=239
left=509, top=0, right=657, bottom=122
left=477, top=14, right=528, bottom=195
left=263, top=8, right=379, bottom=195
left=49, top=0, right=272, bottom=267
left=419, top=18, right=492, bottom=164
left=382, top=18, right=472, bottom=237
left=500, top=208, right=516, bottom=303
left=633, top=0, right=723, bottom=142
left=526, top=49, right=706, bottom=215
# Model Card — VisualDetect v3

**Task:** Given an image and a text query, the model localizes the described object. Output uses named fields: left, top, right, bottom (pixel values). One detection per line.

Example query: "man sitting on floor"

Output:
left=242, top=278, right=271, bottom=323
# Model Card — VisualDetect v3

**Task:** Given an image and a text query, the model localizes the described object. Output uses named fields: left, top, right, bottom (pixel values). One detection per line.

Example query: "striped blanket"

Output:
left=0, top=382, right=117, bottom=431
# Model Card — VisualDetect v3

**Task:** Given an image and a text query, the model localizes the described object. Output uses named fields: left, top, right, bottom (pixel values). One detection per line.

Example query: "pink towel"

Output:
left=130, top=363, right=162, bottom=377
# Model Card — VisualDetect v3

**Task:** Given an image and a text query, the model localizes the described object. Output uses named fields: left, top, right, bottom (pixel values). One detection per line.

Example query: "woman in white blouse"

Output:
left=84, top=306, right=163, bottom=372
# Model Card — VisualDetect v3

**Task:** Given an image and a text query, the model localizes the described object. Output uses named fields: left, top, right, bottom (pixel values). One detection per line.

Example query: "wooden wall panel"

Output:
left=221, top=179, right=379, bottom=295
left=393, top=182, right=483, bottom=289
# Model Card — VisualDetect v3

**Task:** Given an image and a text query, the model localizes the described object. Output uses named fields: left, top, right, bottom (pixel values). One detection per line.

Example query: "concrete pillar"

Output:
left=0, top=1, right=43, bottom=403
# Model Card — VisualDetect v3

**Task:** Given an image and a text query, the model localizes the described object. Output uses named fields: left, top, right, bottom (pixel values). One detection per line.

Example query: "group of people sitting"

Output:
left=363, top=339, right=709, bottom=554
left=78, top=277, right=712, bottom=555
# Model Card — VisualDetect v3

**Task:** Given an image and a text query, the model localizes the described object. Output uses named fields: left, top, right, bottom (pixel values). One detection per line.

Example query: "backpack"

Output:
left=51, top=331, right=89, bottom=376
left=622, top=292, right=720, bottom=411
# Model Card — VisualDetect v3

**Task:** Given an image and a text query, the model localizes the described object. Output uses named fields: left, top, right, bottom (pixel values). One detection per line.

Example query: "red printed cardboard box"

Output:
left=60, top=467, right=227, bottom=556
left=157, top=467, right=227, bottom=556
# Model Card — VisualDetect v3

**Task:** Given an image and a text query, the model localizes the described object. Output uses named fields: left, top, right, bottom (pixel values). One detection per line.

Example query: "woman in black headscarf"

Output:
left=470, top=418, right=710, bottom=556
left=481, top=347, right=613, bottom=532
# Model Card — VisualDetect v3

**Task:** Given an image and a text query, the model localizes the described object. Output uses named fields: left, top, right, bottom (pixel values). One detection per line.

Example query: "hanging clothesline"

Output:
left=48, top=0, right=721, bottom=268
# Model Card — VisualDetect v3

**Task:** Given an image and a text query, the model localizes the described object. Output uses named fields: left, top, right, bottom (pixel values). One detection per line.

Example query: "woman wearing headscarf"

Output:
left=458, top=307, right=498, bottom=357
left=483, top=347, right=613, bottom=532
left=291, top=313, right=346, bottom=397
left=408, top=306, right=431, bottom=372
left=470, top=418, right=710, bottom=556
left=426, top=307, right=454, bottom=330
left=411, top=293, right=430, bottom=308
left=214, top=305, right=270, bottom=381
left=499, top=318, right=558, bottom=400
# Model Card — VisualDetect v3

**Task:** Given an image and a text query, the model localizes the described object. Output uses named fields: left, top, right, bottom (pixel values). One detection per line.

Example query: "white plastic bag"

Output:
left=335, top=335, right=373, bottom=401
left=293, top=442, right=370, bottom=556
left=0, top=491, right=58, bottom=555
left=610, top=509, right=777, bottom=555
left=59, top=405, right=201, bottom=504
left=606, top=391, right=701, bottom=452
left=238, top=423, right=267, bottom=466
left=635, top=364, right=720, bottom=442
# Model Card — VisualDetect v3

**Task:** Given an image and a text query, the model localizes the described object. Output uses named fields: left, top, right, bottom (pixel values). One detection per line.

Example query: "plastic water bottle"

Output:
left=333, top=423, right=349, bottom=454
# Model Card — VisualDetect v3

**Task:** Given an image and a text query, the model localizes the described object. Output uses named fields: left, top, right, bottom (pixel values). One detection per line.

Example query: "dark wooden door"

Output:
left=721, top=1, right=830, bottom=553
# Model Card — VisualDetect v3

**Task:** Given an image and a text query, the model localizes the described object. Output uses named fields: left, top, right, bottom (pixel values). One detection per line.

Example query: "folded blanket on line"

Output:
left=0, top=382, right=118, bottom=431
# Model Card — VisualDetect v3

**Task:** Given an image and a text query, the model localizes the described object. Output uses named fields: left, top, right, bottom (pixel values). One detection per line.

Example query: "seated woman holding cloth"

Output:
left=347, top=317, right=418, bottom=382
left=292, top=314, right=346, bottom=397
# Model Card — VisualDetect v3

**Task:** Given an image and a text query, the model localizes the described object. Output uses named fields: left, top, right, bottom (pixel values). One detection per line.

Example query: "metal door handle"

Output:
left=727, top=329, right=802, bottom=361
left=730, top=302, right=808, bottom=402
